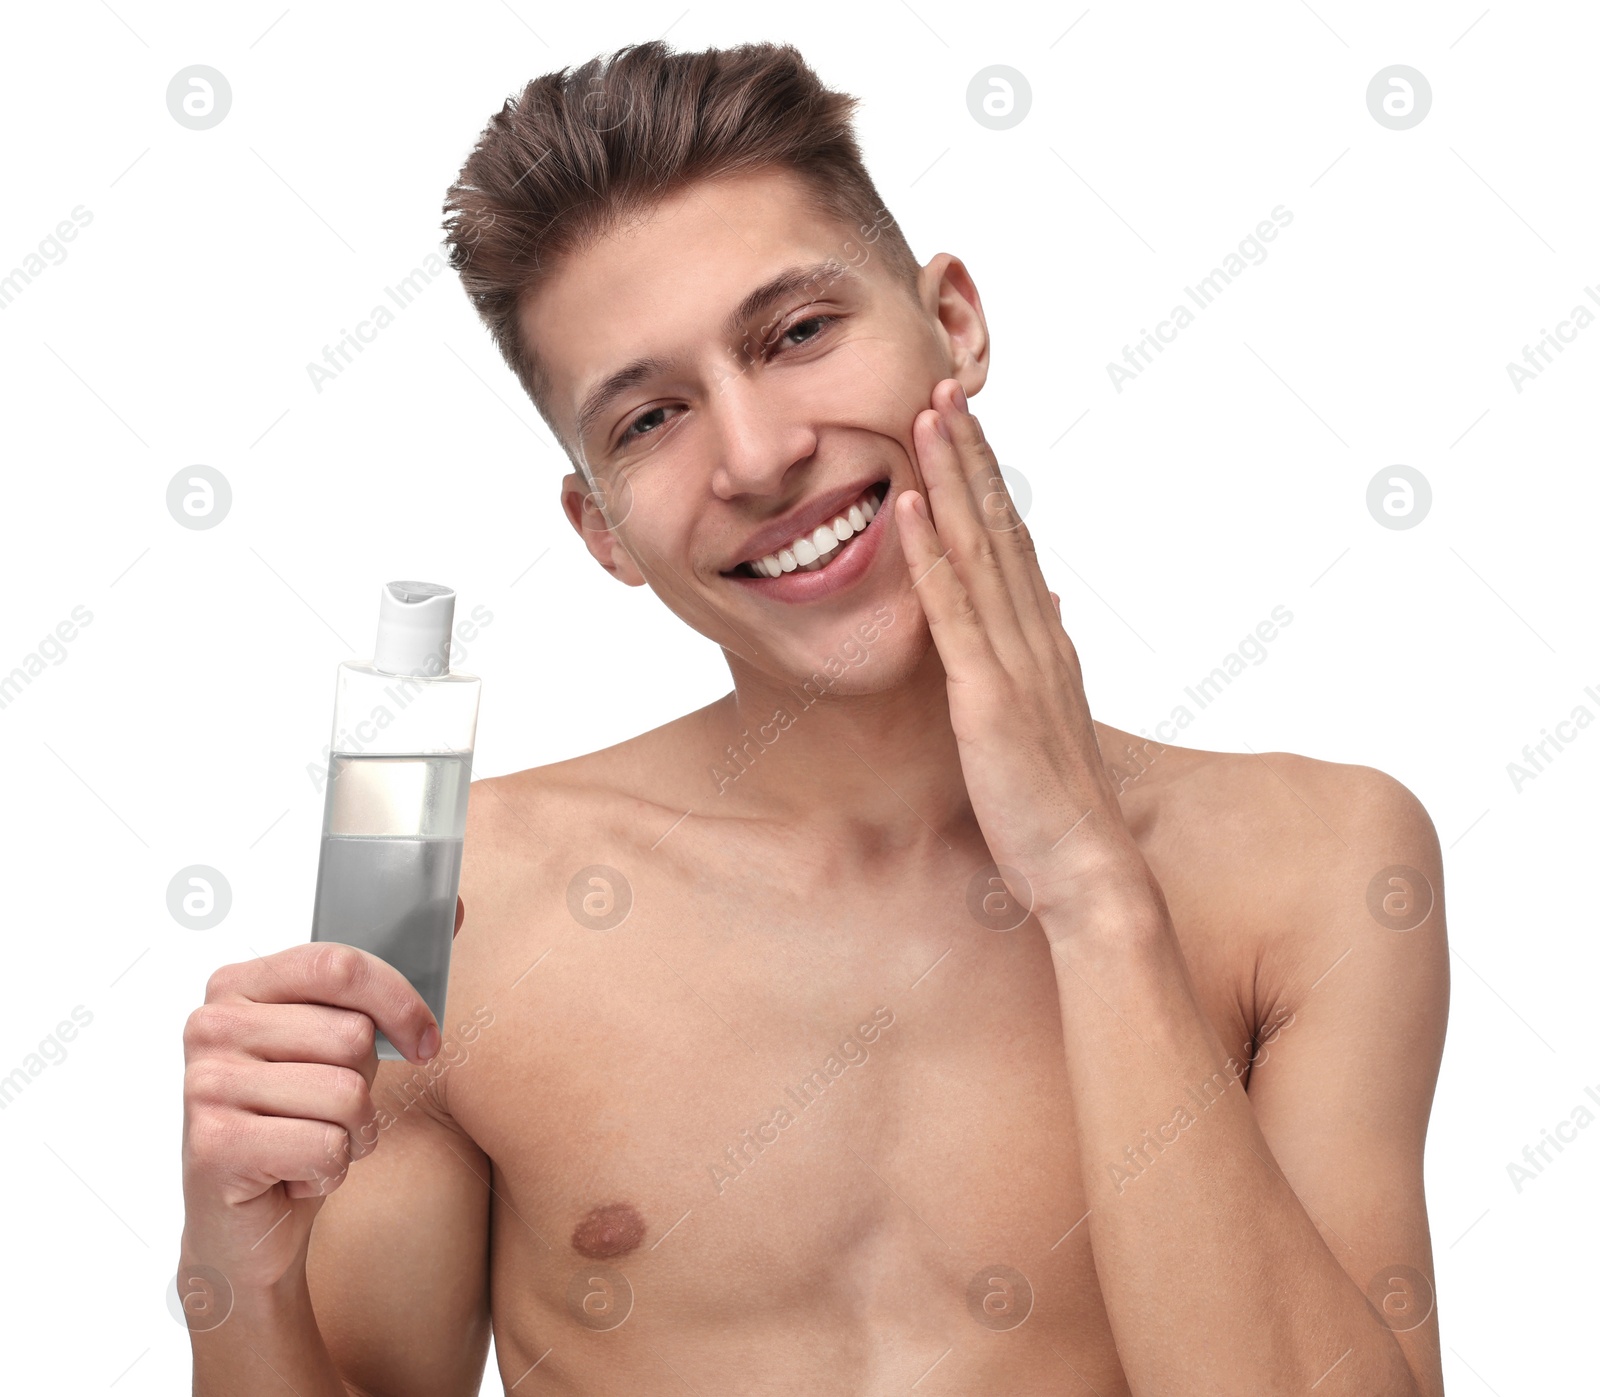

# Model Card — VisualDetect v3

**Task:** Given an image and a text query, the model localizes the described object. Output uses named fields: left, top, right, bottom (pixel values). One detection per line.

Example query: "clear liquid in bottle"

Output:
left=310, top=746, right=473, bottom=1057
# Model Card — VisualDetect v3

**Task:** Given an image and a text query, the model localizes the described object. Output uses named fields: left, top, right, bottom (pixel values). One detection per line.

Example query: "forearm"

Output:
left=1045, top=893, right=1420, bottom=1395
left=181, top=1237, right=350, bottom=1397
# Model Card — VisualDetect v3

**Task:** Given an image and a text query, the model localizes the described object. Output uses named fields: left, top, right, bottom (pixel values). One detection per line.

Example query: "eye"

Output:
left=619, top=405, right=675, bottom=444
left=613, top=314, right=844, bottom=450
left=769, top=312, right=841, bottom=354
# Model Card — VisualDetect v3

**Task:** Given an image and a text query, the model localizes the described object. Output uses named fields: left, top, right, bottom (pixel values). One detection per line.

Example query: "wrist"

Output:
left=1034, top=842, right=1169, bottom=945
left=178, top=1221, right=308, bottom=1307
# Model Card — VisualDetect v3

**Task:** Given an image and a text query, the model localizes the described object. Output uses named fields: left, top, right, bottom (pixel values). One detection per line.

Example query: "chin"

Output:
left=784, top=607, right=930, bottom=696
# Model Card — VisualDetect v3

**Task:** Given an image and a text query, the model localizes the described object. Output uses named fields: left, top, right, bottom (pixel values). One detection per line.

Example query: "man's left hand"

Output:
left=893, top=378, right=1160, bottom=933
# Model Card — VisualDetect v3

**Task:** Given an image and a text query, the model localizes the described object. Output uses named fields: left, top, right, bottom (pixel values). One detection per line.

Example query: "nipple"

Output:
left=571, top=1201, right=646, bottom=1259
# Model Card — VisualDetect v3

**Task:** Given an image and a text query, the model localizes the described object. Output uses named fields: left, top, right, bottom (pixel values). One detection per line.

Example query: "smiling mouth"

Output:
left=724, top=480, right=890, bottom=579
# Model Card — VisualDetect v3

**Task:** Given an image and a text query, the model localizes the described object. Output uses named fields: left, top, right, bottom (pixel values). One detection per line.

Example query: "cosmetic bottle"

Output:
left=310, top=581, right=480, bottom=1059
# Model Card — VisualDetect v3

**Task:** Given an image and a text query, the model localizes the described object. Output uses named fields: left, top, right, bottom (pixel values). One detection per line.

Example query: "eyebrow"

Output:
left=572, top=259, right=864, bottom=451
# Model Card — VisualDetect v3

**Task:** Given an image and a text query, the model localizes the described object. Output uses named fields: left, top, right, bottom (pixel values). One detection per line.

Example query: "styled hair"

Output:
left=440, top=39, right=922, bottom=467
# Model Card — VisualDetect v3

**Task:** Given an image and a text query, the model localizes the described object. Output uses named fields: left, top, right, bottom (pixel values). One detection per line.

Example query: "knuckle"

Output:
left=184, top=1059, right=234, bottom=1106
left=186, top=1110, right=238, bottom=1168
left=321, top=1123, right=352, bottom=1169
left=184, top=1002, right=245, bottom=1056
left=332, top=1009, right=376, bottom=1060
left=323, top=1064, right=369, bottom=1117
left=351, top=1113, right=382, bottom=1156
left=202, top=963, right=239, bottom=1002
left=983, top=502, right=1017, bottom=533
left=971, top=480, right=1010, bottom=526
left=183, top=1005, right=218, bottom=1053
left=308, top=942, right=365, bottom=996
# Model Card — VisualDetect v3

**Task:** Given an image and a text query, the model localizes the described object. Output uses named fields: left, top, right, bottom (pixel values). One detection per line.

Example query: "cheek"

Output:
left=797, top=331, right=930, bottom=436
left=857, top=371, right=937, bottom=467
left=619, top=480, right=699, bottom=568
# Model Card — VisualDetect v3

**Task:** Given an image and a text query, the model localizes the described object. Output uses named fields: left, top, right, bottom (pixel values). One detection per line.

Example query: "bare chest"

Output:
left=442, top=823, right=1249, bottom=1390
left=461, top=871, right=1086, bottom=1257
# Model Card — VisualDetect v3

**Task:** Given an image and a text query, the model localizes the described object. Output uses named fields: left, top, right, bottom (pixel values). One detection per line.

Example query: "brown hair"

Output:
left=440, top=39, right=922, bottom=464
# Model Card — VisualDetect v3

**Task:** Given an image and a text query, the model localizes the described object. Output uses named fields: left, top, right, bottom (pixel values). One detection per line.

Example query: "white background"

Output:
left=1, top=1, right=1594, bottom=1390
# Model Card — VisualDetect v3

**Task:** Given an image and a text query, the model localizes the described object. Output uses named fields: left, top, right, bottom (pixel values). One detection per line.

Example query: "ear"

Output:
left=561, top=470, right=647, bottom=586
left=916, top=252, right=990, bottom=403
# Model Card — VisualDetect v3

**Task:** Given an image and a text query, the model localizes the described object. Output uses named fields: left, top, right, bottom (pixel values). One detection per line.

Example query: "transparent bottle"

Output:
left=310, top=581, right=481, bottom=1059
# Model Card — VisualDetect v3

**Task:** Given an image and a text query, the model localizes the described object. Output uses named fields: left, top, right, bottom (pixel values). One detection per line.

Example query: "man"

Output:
left=179, top=39, right=1449, bottom=1396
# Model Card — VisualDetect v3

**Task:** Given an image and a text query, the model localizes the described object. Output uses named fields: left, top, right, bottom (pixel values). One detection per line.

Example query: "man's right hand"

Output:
left=179, top=943, right=441, bottom=1293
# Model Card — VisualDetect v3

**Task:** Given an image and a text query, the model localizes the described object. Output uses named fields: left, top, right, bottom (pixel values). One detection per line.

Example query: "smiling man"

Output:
left=178, top=39, right=1450, bottom=1397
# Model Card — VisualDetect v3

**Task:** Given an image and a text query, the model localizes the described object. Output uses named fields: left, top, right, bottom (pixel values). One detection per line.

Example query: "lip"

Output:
left=720, top=477, right=889, bottom=576
left=721, top=480, right=893, bottom=604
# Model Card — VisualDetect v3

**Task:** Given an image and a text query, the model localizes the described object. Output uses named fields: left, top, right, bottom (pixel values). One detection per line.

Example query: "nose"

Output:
left=706, top=371, right=821, bottom=501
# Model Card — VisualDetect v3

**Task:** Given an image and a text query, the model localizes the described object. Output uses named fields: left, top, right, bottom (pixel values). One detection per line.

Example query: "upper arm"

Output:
left=1244, top=760, right=1449, bottom=1397
left=305, top=1058, right=492, bottom=1396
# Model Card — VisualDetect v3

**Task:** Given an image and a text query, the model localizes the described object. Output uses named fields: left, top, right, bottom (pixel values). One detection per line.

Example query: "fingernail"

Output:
left=952, top=382, right=968, bottom=413
left=911, top=493, right=928, bottom=520
left=934, top=412, right=952, bottom=443
left=417, top=1024, right=440, bottom=1060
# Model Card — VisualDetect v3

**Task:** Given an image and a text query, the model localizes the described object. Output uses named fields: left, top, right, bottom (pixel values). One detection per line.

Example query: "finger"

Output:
left=205, top=1112, right=356, bottom=1196
left=455, top=895, right=466, bottom=938
left=938, top=387, right=1059, bottom=638
left=207, top=944, right=438, bottom=1066
left=192, top=1059, right=380, bottom=1163
left=1049, top=590, right=1062, bottom=621
left=894, top=486, right=997, bottom=679
left=185, top=1001, right=380, bottom=1086
left=913, top=399, right=1031, bottom=664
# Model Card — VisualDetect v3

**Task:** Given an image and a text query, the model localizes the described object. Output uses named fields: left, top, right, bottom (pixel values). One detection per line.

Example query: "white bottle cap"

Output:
left=372, top=580, right=456, bottom=676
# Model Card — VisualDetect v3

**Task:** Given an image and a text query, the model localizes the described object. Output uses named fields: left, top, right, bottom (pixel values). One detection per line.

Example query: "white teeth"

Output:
left=741, top=483, right=885, bottom=578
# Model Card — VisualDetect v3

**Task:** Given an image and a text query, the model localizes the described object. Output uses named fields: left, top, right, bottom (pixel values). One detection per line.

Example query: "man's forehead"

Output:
left=522, top=169, right=864, bottom=416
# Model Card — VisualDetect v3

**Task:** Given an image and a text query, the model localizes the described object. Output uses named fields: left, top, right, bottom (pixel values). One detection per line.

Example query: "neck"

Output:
left=705, top=641, right=981, bottom=855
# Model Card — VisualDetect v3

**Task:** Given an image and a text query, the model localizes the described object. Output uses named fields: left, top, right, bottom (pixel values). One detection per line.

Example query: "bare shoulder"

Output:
left=454, top=704, right=717, bottom=926
left=1099, top=723, right=1447, bottom=1016
left=466, top=705, right=711, bottom=849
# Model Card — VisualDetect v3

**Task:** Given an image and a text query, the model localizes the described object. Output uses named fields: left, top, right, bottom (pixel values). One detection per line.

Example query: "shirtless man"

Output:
left=178, top=40, right=1449, bottom=1396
